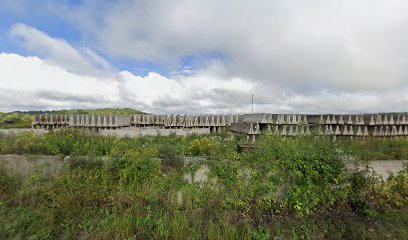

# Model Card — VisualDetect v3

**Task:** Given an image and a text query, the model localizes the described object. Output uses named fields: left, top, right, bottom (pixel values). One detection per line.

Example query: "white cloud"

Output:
left=1, top=52, right=407, bottom=114
left=3, top=1, right=408, bottom=114
left=0, top=53, right=120, bottom=111
left=83, top=0, right=408, bottom=92
left=0, top=52, right=256, bottom=113
left=10, top=23, right=114, bottom=77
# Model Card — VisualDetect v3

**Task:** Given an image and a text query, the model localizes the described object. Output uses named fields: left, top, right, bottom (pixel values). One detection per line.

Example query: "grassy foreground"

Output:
left=0, top=130, right=407, bottom=239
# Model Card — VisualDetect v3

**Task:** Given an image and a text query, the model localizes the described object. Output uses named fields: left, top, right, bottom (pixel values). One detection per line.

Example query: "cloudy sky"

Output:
left=0, top=0, right=407, bottom=114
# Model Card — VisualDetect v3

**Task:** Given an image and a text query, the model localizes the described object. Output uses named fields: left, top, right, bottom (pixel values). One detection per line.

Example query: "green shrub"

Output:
left=0, top=164, right=21, bottom=197
left=342, top=137, right=408, bottom=160
left=65, top=156, right=104, bottom=171
left=189, top=137, right=214, bottom=156
left=116, top=147, right=161, bottom=189
left=244, top=134, right=347, bottom=214
left=43, top=129, right=116, bottom=156
left=0, top=113, right=32, bottom=129
left=158, top=143, right=184, bottom=171
left=1, top=132, right=46, bottom=154
left=377, top=164, right=408, bottom=208
left=0, top=132, right=407, bottom=238
left=0, top=133, right=4, bottom=152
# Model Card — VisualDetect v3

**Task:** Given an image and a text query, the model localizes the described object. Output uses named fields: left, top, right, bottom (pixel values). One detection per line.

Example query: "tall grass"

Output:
left=0, top=130, right=407, bottom=239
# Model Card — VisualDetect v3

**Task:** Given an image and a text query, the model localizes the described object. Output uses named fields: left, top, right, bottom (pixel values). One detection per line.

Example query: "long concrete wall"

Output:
left=32, top=113, right=408, bottom=138
left=33, top=114, right=131, bottom=129
left=232, top=113, right=408, bottom=141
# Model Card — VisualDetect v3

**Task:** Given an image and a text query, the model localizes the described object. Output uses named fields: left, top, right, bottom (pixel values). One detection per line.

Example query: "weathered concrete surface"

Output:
left=0, top=154, right=63, bottom=177
left=368, top=160, right=407, bottom=179
left=347, top=160, right=407, bottom=179
left=0, top=128, right=47, bottom=136
left=183, top=164, right=210, bottom=184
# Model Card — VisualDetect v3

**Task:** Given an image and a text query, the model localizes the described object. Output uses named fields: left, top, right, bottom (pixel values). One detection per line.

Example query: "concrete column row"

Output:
left=33, top=114, right=70, bottom=126
left=242, top=113, right=408, bottom=126
left=131, top=114, right=245, bottom=128
left=69, top=114, right=130, bottom=128
left=311, top=114, right=408, bottom=126
left=33, top=114, right=131, bottom=129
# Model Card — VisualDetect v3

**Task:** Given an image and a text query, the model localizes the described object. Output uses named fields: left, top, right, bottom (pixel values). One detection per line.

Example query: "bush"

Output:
left=0, top=133, right=4, bottom=152
left=342, top=137, right=408, bottom=160
left=43, top=129, right=116, bottom=156
left=158, top=143, right=184, bottom=171
left=0, top=113, right=32, bottom=128
left=243, top=135, right=347, bottom=214
left=347, top=169, right=379, bottom=216
left=1, top=132, right=46, bottom=154
left=376, top=165, right=408, bottom=208
left=115, top=147, right=161, bottom=189
left=189, top=137, right=214, bottom=156
left=0, top=132, right=408, bottom=238
left=0, top=164, right=21, bottom=197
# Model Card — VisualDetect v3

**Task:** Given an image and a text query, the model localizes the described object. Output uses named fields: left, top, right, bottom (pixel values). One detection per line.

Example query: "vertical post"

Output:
left=251, top=93, right=254, bottom=113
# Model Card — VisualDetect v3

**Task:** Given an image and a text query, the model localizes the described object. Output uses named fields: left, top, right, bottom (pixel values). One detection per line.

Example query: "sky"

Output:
left=0, top=0, right=407, bottom=114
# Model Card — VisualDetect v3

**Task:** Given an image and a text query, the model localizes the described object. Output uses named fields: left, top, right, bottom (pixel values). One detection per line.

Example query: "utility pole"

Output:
left=251, top=94, right=254, bottom=113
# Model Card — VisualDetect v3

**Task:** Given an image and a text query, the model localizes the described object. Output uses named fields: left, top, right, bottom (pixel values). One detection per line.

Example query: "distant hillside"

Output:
left=0, top=108, right=144, bottom=129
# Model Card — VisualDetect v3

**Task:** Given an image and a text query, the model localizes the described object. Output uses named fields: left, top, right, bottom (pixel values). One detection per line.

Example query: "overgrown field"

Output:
left=0, top=130, right=407, bottom=239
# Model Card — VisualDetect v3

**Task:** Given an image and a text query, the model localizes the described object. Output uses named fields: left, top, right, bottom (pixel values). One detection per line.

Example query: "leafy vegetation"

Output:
left=340, top=137, right=408, bottom=160
left=0, top=112, right=33, bottom=129
left=0, top=130, right=407, bottom=239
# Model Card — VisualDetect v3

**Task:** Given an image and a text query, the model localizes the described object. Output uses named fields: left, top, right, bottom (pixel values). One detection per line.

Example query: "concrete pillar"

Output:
left=383, top=115, right=389, bottom=125
left=107, top=115, right=113, bottom=127
left=401, top=115, right=407, bottom=125
left=325, top=115, right=331, bottom=124
left=113, top=115, right=118, bottom=127
left=358, top=115, right=365, bottom=125
left=331, top=115, right=338, bottom=125
left=378, top=126, right=384, bottom=137
left=348, top=125, right=354, bottom=136
left=347, top=115, right=353, bottom=125
left=334, top=125, right=340, bottom=135
left=356, top=126, right=363, bottom=136
left=281, top=125, right=287, bottom=136
left=398, top=126, right=404, bottom=136
left=288, top=125, right=294, bottom=136
left=363, top=126, right=369, bottom=137
left=389, top=115, right=395, bottom=125
left=338, top=115, right=344, bottom=125
left=384, top=126, right=390, bottom=137
left=306, top=125, right=311, bottom=135
left=391, top=126, right=398, bottom=136
left=342, top=125, right=349, bottom=136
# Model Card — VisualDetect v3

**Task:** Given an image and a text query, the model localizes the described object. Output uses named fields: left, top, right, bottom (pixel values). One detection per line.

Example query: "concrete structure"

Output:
left=234, top=113, right=408, bottom=142
left=33, top=114, right=131, bottom=130
left=32, top=113, right=408, bottom=140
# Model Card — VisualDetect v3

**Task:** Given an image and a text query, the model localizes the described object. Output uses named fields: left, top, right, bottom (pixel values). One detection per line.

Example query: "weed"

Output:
left=0, top=131, right=407, bottom=239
